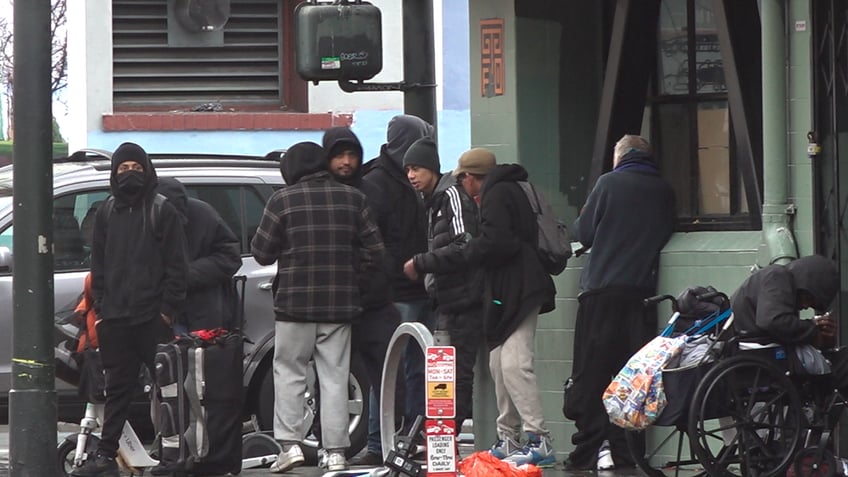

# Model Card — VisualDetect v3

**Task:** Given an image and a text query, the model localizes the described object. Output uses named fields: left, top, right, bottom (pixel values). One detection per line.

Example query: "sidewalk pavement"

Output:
left=0, top=424, right=653, bottom=476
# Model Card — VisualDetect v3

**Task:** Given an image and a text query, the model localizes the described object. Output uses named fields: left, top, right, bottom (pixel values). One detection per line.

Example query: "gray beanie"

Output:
left=402, top=137, right=440, bottom=173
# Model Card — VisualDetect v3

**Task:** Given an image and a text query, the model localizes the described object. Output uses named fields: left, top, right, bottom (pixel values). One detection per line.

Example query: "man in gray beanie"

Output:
left=402, top=137, right=484, bottom=435
left=361, top=115, right=434, bottom=432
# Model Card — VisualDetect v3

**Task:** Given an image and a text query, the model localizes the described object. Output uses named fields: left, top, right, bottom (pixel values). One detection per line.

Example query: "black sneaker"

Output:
left=70, top=453, right=119, bottom=477
left=350, top=451, right=383, bottom=466
left=563, top=456, right=596, bottom=471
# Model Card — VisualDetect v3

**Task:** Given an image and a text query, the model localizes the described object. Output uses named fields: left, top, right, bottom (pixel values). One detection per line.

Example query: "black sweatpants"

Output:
left=96, top=317, right=171, bottom=458
left=352, top=303, right=402, bottom=455
left=568, top=288, right=656, bottom=467
left=436, top=306, right=483, bottom=431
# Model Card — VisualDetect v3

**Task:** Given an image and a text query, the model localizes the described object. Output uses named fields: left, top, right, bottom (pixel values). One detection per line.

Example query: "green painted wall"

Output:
left=468, top=0, right=815, bottom=465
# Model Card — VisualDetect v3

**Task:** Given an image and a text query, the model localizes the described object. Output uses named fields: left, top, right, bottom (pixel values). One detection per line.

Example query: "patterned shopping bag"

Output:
left=602, top=335, right=687, bottom=430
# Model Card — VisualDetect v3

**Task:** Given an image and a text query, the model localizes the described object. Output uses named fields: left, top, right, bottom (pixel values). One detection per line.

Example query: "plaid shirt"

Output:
left=251, top=171, right=384, bottom=322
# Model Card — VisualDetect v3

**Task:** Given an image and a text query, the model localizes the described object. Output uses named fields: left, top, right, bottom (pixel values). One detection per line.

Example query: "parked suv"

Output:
left=0, top=150, right=369, bottom=462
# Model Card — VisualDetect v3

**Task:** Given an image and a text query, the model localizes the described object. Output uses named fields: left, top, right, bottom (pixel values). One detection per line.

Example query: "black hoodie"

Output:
left=464, top=164, right=556, bottom=348
left=360, top=115, right=432, bottom=302
left=90, top=142, right=188, bottom=325
left=322, top=126, right=364, bottom=187
left=731, top=255, right=839, bottom=344
left=157, top=178, right=242, bottom=330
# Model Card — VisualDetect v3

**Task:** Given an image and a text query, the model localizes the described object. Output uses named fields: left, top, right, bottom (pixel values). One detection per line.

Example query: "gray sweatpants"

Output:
left=273, top=321, right=352, bottom=450
left=489, top=306, right=549, bottom=439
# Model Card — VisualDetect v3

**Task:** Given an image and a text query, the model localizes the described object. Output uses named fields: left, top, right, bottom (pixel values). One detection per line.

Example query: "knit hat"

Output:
left=452, top=148, right=496, bottom=176
left=402, top=137, right=440, bottom=173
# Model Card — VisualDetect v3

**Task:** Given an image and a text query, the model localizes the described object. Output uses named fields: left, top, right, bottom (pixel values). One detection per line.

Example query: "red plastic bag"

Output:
left=458, top=451, right=542, bottom=477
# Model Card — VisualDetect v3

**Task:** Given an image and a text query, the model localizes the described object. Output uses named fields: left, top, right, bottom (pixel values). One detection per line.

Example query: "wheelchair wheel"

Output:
left=625, top=427, right=709, bottom=477
left=688, top=355, right=802, bottom=477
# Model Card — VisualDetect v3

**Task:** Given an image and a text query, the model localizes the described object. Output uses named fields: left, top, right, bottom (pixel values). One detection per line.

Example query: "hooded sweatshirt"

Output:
left=90, top=142, right=188, bottom=325
left=360, top=115, right=433, bottom=302
left=731, top=255, right=839, bottom=344
left=322, top=126, right=364, bottom=187
left=251, top=142, right=385, bottom=322
left=464, top=164, right=556, bottom=348
left=157, top=177, right=242, bottom=330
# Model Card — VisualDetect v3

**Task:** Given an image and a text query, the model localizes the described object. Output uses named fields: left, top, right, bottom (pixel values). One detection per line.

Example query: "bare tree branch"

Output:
left=0, top=0, right=68, bottom=139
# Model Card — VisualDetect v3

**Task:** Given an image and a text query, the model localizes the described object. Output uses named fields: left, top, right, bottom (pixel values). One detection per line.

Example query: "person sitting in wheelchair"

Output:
left=730, top=254, right=842, bottom=378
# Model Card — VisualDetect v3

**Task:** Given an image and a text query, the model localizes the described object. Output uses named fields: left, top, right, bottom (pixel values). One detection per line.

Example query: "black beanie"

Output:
left=402, top=137, right=440, bottom=173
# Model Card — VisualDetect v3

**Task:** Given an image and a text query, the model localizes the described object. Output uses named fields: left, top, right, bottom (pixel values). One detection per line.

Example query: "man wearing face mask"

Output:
left=72, top=142, right=188, bottom=477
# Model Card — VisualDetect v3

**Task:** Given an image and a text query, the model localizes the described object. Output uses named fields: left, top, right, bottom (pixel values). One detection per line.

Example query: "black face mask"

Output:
left=116, top=170, right=145, bottom=195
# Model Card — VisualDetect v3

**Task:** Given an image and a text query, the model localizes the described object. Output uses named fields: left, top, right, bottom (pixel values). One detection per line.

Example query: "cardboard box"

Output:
left=697, top=107, right=729, bottom=148
left=698, top=146, right=730, bottom=214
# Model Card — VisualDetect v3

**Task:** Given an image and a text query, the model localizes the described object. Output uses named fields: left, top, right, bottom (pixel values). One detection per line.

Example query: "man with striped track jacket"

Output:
left=401, top=137, right=483, bottom=432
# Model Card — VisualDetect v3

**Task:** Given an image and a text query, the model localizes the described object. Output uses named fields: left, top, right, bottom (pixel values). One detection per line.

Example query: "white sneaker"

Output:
left=269, top=444, right=305, bottom=473
left=317, top=448, right=328, bottom=469
left=597, top=440, right=615, bottom=471
left=327, top=451, right=348, bottom=472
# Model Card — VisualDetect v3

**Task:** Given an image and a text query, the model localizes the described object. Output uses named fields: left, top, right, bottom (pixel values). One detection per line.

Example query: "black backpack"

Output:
left=518, top=181, right=572, bottom=275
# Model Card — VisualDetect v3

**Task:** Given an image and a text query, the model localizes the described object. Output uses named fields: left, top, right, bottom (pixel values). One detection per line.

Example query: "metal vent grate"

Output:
left=112, top=0, right=282, bottom=110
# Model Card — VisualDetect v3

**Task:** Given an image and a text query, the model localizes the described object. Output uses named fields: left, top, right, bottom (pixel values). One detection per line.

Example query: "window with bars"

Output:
left=112, top=0, right=300, bottom=111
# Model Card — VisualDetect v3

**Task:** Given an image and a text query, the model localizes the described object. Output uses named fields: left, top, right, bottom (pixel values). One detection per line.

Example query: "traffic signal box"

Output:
left=294, top=1, right=383, bottom=82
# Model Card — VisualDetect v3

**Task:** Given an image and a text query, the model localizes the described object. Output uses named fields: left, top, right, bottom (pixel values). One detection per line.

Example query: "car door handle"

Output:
left=259, top=282, right=273, bottom=291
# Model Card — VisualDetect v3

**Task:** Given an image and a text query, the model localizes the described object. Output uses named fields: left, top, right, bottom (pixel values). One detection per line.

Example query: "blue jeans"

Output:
left=394, top=300, right=434, bottom=431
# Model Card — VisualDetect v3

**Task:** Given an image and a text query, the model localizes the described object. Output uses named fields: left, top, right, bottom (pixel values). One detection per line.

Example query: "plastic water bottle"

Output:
left=597, top=440, right=614, bottom=471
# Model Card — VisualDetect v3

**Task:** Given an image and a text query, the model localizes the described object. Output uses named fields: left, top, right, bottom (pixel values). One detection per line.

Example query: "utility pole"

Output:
left=9, top=0, right=57, bottom=475
left=402, top=0, right=438, bottom=137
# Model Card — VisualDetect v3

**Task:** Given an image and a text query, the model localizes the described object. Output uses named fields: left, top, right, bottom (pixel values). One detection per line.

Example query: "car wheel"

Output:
left=256, top=352, right=370, bottom=464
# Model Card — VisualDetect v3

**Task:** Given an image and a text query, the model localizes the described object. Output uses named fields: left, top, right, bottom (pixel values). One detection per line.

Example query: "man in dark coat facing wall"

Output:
left=566, top=134, right=675, bottom=471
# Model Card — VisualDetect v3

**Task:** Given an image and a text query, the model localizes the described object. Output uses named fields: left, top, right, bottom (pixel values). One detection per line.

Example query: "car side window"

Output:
left=185, top=185, right=267, bottom=254
left=54, top=190, right=110, bottom=271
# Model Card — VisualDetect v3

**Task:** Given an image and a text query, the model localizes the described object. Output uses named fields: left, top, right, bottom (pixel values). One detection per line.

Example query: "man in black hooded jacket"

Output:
left=322, top=126, right=401, bottom=465
left=74, top=142, right=188, bottom=477
left=731, top=255, right=839, bottom=359
left=157, top=177, right=242, bottom=332
left=463, top=160, right=558, bottom=467
left=361, top=114, right=433, bottom=430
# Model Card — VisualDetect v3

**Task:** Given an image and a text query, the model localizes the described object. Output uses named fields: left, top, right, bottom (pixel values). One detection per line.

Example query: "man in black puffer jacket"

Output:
left=157, top=177, right=242, bottom=332
left=401, top=137, right=484, bottom=433
left=462, top=153, right=558, bottom=468
left=76, top=142, right=188, bottom=477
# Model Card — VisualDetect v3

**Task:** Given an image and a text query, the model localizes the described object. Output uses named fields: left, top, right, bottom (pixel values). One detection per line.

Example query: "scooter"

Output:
left=57, top=401, right=281, bottom=477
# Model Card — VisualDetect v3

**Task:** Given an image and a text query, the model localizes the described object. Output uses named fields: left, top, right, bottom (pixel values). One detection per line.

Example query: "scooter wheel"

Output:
left=57, top=433, right=99, bottom=477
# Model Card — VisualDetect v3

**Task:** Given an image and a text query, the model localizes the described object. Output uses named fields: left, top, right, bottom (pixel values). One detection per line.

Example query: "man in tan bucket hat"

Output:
left=453, top=148, right=496, bottom=203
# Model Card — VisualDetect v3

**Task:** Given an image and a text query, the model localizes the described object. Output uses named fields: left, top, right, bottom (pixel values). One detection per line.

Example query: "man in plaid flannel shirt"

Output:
left=251, top=141, right=385, bottom=473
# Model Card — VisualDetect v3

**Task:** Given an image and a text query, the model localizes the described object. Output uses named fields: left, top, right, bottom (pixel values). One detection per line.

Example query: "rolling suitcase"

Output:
left=152, top=276, right=245, bottom=476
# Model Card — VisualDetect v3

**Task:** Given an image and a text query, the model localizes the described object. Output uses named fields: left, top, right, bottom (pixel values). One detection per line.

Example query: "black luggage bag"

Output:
left=152, top=276, right=245, bottom=476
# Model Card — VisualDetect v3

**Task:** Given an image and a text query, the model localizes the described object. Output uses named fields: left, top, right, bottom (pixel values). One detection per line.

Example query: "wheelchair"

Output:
left=625, top=286, right=848, bottom=477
